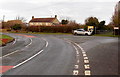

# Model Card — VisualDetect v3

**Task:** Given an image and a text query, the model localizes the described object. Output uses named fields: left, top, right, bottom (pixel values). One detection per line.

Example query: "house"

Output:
left=0, top=21, right=2, bottom=29
left=29, top=15, right=60, bottom=26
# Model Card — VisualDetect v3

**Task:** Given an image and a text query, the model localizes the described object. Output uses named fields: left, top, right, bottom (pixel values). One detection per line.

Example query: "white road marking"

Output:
left=84, top=57, right=88, bottom=60
left=82, top=51, right=86, bottom=54
left=73, top=70, right=79, bottom=75
left=77, top=60, right=80, bottom=63
left=12, top=39, right=16, bottom=45
left=83, top=53, right=87, bottom=57
left=75, top=65, right=79, bottom=69
left=46, top=41, right=48, bottom=47
left=85, top=70, right=91, bottom=75
left=25, top=38, right=32, bottom=47
left=84, top=60, right=89, bottom=64
left=74, top=43, right=85, bottom=52
left=41, top=38, right=49, bottom=47
left=13, top=50, right=43, bottom=68
left=84, top=64, right=90, bottom=69
left=73, top=45, right=79, bottom=55
left=1, top=50, right=19, bottom=58
left=61, top=38, right=91, bottom=76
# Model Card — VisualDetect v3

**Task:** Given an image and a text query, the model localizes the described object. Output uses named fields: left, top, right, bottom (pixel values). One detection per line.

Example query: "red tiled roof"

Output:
left=29, top=18, right=56, bottom=22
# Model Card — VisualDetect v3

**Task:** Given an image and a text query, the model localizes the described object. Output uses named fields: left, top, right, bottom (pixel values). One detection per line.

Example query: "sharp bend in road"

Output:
left=2, top=33, right=78, bottom=75
left=1, top=33, right=118, bottom=76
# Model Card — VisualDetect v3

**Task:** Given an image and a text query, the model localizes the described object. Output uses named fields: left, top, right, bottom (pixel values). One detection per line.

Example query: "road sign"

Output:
left=114, top=27, right=119, bottom=29
left=88, top=26, right=94, bottom=31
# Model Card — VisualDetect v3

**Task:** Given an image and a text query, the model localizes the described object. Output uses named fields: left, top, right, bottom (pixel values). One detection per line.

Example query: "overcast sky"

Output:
left=0, top=0, right=119, bottom=24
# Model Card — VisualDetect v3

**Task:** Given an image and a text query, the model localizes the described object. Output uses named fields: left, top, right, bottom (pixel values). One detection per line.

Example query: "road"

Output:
left=0, top=33, right=119, bottom=76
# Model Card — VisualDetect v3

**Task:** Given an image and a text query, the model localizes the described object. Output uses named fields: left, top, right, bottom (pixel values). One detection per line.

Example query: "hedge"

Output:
left=27, top=26, right=82, bottom=33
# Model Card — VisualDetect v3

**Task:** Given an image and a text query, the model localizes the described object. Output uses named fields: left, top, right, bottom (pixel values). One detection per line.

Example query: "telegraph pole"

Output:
left=2, top=15, right=5, bottom=28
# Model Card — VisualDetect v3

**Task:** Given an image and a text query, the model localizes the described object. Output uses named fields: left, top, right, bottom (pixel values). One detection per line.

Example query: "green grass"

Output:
left=9, top=31, right=72, bottom=35
left=94, top=32, right=120, bottom=37
left=0, top=34, right=14, bottom=46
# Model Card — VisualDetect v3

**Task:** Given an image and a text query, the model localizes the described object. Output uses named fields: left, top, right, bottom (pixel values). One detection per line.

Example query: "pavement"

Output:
left=0, top=33, right=119, bottom=76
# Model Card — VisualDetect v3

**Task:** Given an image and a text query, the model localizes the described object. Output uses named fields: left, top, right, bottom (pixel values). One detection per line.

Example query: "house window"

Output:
left=36, top=23, right=39, bottom=25
left=30, top=23, right=34, bottom=25
left=40, top=23, right=42, bottom=25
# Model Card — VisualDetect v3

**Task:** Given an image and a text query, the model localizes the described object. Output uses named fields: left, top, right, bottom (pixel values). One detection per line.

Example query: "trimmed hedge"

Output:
left=27, top=26, right=82, bottom=33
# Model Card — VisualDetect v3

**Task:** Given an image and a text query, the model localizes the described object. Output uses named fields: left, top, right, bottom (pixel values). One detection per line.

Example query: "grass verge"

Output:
left=0, top=34, right=14, bottom=46
left=94, top=32, right=120, bottom=37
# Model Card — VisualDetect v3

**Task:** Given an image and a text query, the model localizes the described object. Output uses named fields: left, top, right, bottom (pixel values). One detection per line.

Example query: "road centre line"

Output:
left=75, top=65, right=79, bottom=69
left=13, top=50, right=43, bottom=68
left=41, top=38, right=49, bottom=48
left=84, top=64, right=90, bottom=69
left=83, top=53, right=87, bottom=57
left=85, top=70, right=91, bottom=75
left=25, top=38, right=32, bottom=47
left=73, top=70, right=79, bottom=75
left=0, top=50, right=19, bottom=58
left=73, top=45, right=79, bottom=55
left=84, top=57, right=88, bottom=60
left=1, top=38, right=33, bottom=58
left=12, top=37, right=48, bottom=68
left=62, top=38, right=91, bottom=76
left=45, top=41, right=48, bottom=47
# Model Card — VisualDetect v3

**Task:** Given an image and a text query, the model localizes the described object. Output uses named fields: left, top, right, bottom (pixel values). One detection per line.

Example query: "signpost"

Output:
left=114, top=27, right=119, bottom=35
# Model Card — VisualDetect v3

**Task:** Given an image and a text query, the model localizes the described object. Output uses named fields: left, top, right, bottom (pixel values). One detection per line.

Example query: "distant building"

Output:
left=7, top=20, right=23, bottom=24
left=29, top=15, right=60, bottom=26
left=0, top=21, right=2, bottom=29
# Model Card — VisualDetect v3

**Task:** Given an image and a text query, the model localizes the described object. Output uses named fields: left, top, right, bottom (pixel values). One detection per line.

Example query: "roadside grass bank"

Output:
left=9, top=31, right=72, bottom=35
left=94, top=32, right=120, bottom=37
left=0, top=34, right=14, bottom=46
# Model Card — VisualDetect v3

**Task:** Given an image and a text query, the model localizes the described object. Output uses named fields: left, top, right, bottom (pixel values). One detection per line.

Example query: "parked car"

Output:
left=72, top=29, right=93, bottom=36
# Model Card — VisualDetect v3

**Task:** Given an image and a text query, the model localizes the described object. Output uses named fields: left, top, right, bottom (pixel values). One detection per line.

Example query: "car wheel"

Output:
left=85, top=33, right=88, bottom=36
left=74, top=33, right=77, bottom=35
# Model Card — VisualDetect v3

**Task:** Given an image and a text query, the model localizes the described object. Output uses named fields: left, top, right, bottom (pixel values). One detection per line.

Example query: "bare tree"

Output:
left=15, top=16, right=27, bottom=23
left=112, top=1, right=120, bottom=27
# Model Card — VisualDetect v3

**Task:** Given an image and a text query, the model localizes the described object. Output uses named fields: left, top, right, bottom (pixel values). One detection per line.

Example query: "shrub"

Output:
left=11, top=24, right=22, bottom=30
left=27, top=26, right=82, bottom=33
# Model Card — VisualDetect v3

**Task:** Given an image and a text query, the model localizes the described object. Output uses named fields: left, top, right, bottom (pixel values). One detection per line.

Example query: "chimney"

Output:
left=55, top=15, right=57, bottom=18
left=32, top=16, right=34, bottom=19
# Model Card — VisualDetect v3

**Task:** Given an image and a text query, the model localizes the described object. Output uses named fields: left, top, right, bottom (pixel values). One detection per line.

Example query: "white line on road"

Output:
left=12, top=39, right=16, bottom=45
left=25, top=38, right=32, bottom=47
left=84, top=64, right=90, bottom=69
left=74, top=65, right=79, bottom=69
left=84, top=57, right=88, bottom=60
left=73, top=45, right=79, bottom=55
left=73, top=70, right=79, bottom=75
left=13, top=50, right=44, bottom=68
left=46, top=41, right=48, bottom=47
left=0, top=50, right=19, bottom=58
left=83, top=53, right=87, bottom=57
left=85, top=70, right=91, bottom=75
left=41, top=38, right=49, bottom=48
left=84, top=60, right=89, bottom=64
left=77, top=60, right=80, bottom=63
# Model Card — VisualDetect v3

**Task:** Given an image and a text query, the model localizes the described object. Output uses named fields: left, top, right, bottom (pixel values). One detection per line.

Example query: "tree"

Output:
left=98, top=21, right=106, bottom=30
left=15, top=16, right=27, bottom=23
left=11, top=24, right=22, bottom=31
left=85, top=17, right=99, bottom=28
left=112, top=1, right=120, bottom=27
left=61, top=19, right=69, bottom=25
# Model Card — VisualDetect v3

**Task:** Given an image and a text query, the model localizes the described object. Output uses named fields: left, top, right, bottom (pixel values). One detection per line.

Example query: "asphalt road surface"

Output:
left=1, top=33, right=119, bottom=76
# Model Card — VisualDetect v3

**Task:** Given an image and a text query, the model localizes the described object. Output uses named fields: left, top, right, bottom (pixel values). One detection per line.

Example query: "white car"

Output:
left=73, top=29, right=92, bottom=36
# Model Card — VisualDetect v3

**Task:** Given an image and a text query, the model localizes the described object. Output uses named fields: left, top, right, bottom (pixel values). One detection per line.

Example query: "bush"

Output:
left=11, top=24, right=22, bottom=30
left=27, top=26, right=82, bottom=33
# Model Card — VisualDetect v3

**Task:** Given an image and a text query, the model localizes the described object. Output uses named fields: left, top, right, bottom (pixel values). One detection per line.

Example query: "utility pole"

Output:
left=2, top=15, right=5, bottom=28
left=3, top=15, right=5, bottom=22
